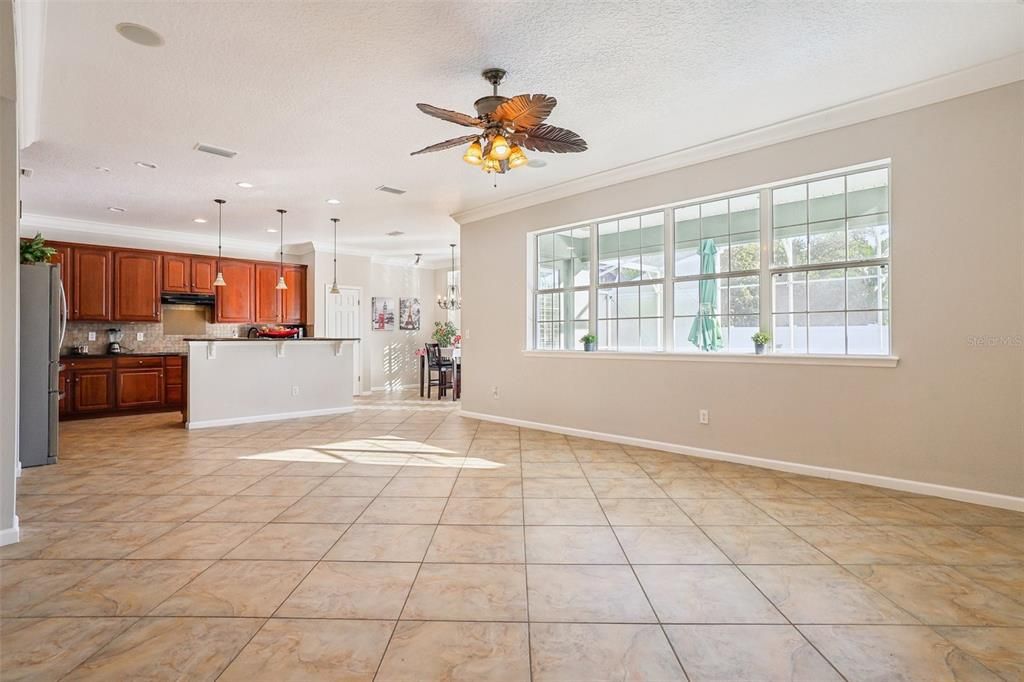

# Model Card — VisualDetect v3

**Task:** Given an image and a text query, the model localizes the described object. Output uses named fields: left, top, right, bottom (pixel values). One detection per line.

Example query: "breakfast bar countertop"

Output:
left=183, top=337, right=361, bottom=342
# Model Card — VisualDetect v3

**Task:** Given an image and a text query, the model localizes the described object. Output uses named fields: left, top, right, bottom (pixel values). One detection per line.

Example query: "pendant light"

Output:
left=275, top=209, right=288, bottom=290
left=212, top=199, right=227, bottom=287
left=329, top=217, right=341, bottom=295
left=437, top=243, right=461, bottom=310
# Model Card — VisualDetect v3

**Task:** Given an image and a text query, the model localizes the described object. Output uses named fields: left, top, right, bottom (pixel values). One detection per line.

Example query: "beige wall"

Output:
left=0, top=0, right=19, bottom=544
left=460, top=82, right=1024, bottom=499
left=309, top=250, right=444, bottom=391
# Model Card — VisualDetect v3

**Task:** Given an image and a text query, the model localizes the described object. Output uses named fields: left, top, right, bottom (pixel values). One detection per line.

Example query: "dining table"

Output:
left=419, top=346, right=461, bottom=400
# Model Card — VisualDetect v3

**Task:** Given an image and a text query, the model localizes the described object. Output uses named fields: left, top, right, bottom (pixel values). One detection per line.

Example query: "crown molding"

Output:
left=452, top=52, right=1024, bottom=226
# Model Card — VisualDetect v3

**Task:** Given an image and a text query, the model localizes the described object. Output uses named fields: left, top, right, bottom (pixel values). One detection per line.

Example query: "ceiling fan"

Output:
left=410, top=68, right=587, bottom=175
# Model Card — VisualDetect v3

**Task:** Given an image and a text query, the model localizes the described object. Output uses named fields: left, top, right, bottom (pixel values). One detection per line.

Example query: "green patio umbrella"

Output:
left=688, top=238, right=724, bottom=351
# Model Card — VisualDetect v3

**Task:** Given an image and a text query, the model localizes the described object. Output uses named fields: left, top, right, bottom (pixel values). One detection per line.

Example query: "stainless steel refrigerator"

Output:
left=19, top=263, right=67, bottom=467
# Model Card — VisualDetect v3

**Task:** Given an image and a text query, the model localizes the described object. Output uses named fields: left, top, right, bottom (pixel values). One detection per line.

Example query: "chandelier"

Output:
left=437, top=243, right=461, bottom=311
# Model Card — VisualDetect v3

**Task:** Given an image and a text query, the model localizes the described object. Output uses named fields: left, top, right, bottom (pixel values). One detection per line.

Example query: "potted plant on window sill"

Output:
left=580, top=333, right=597, bottom=352
left=751, top=331, right=771, bottom=355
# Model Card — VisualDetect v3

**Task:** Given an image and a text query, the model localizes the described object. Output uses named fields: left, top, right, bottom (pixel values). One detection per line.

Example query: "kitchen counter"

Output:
left=61, top=351, right=187, bottom=359
left=182, top=337, right=360, bottom=342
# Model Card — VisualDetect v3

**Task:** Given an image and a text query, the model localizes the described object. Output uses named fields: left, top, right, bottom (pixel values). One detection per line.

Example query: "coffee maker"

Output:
left=106, top=328, right=125, bottom=354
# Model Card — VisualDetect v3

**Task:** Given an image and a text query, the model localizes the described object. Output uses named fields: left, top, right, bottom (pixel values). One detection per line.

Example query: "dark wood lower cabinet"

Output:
left=116, top=368, right=164, bottom=408
left=72, top=369, right=114, bottom=413
left=61, top=355, right=187, bottom=420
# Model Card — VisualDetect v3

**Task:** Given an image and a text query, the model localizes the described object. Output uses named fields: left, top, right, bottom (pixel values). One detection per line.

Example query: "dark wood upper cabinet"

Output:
left=282, top=265, right=306, bottom=324
left=49, top=245, right=73, bottom=305
left=215, top=260, right=254, bottom=323
left=113, top=251, right=161, bottom=322
left=191, top=257, right=217, bottom=294
left=72, top=247, right=113, bottom=321
left=254, top=263, right=282, bottom=323
left=162, top=254, right=190, bottom=293
left=72, top=368, right=114, bottom=412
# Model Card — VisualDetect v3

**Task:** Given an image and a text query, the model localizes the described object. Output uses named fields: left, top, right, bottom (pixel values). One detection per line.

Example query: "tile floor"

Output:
left=2, top=389, right=1022, bottom=681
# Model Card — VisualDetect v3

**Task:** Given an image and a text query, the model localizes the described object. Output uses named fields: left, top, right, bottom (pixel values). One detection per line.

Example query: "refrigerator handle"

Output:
left=58, top=280, right=68, bottom=352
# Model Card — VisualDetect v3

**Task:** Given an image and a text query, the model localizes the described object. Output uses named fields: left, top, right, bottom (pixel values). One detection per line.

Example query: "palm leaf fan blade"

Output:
left=410, top=135, right=480, bottom=156
left=415, top=103, right=483, bottom=128
left=493, top=94, right=557, bottom=130
left=519, top=124, right=588, bottom=153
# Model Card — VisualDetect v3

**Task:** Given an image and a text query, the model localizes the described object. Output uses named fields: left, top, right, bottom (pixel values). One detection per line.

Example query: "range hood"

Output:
left=161, top=292, right=215, bottom=306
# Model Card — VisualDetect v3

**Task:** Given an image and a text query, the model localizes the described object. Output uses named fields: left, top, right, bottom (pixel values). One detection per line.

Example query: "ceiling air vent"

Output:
left=375, top=185, right=406, bottom=195
left=385, top=230, right=405, bottom=237
left=194, top=143, right=238, bottom=159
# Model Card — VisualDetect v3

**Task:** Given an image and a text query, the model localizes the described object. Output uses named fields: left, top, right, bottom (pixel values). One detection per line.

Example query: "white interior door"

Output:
left=325, top=285, right=362, bottom=395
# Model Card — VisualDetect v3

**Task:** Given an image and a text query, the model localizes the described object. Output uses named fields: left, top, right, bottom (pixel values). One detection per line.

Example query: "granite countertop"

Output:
left=61, top=351, right=187, bottom=359
left=183, top=337, right=360, bottom=342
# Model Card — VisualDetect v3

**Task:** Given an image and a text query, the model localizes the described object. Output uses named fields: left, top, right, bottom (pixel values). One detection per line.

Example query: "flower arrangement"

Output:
left=453, top=334, right=462, bottom=347
left=432, top=320, right=458, bottom=347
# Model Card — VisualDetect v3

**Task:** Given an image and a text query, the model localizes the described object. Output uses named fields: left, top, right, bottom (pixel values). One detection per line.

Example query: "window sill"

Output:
left=521, top=350, right=899, bottom=368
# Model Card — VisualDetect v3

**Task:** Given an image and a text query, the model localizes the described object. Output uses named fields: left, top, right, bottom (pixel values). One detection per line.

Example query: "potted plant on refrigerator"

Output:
left=580, top=333, right=597, bottom=352
left=20, top=233, right=56, bottom=264
left=751, top=331, right=771, bottom=355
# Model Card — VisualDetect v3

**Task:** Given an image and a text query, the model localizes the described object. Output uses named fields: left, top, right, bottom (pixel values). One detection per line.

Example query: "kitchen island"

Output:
left=184, top=337, right=359, bottom=429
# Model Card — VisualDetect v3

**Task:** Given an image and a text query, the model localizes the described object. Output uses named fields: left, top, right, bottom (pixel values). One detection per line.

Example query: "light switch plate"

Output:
left=136, top=332, right=145, bottom=341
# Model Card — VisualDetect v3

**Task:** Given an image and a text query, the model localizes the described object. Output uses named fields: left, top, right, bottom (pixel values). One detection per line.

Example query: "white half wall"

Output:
left=459, top=82, right=1024, bottom=500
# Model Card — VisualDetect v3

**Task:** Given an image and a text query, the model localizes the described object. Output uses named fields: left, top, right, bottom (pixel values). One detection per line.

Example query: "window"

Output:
left=529, top=162, right=891, bottom=357
left=771, top=168, right=890, bottom=355
left=673, top=193, right=760, bottom=352
left=535, top=226, right=591, bottom=350
left=596, top=212, right=665, bottom=351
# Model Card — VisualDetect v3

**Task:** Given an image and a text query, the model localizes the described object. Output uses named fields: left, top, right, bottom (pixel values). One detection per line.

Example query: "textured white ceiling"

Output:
left=18, top=0, right=1024, bottom=254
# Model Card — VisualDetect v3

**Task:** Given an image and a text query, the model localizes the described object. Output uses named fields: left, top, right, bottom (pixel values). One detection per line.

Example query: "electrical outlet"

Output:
left=232, top=328, right=239, bottom=338
left=699, top=409, right=709, bottom=425
left=87, top=332, right=96, bottom=341
left=136, top=332, right=145, bottom=341
left=291, top=386, right=300, bottom=397
left=492, top=385, right=499, bottom=399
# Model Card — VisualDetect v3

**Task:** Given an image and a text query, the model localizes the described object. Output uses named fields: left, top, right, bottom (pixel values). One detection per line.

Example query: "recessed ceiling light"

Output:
left=236, top=181, right=254, bottom=189
left=326, top=198, right=341, bottom=205
left=108, top=206, right=126, bottom=213
left=192, top=218, right=208, bottom=224
left=266, top=228, right=278, bottom=233
left=94, top=166, right=111, bottom=173
left=527, top=159, right=547, bottom=168
left=134, top=161, right=158, bottom=169
left=115, top=22, right=164, bottom=47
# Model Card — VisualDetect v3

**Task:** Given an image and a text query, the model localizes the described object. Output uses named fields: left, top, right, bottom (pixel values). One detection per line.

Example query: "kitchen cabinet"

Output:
left=163, top=254, right=191, bottom=293
left=58, top=369, right=70, bottom=416
left=114, top=251, right=162, bottom=322
left=116, top=367, right=164, bottom=409
left=191, top=257, right=217, bottom=294
left=281, top=265, right=306, bottom=324
left=49, top=245, right=73, bottom=304
left=71, top=367, right=115, bottom=413
left=254, top=263, right=282, bottom=323
left=164, top=356, right=183, bottom=406
left=215, top=260, right=254, bottom=323
left=72, top=247, right=113, bottom=321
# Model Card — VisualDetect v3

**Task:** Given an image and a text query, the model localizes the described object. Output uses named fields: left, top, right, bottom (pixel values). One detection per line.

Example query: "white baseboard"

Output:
left=186, top=406, right=356, bottom=430
left=15, top=460, right=21, bottom=478
left=460, top=410, right=1024, bottom=512
left=0, top=516, right=20, bottom=547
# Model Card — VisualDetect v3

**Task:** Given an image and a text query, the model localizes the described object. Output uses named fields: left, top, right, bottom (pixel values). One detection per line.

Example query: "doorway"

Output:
left=325, top=285, right=362, bottom=395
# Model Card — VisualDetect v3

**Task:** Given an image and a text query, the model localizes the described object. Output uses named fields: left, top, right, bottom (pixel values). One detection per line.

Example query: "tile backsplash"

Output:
left=63, top=305, right=250, bottom=354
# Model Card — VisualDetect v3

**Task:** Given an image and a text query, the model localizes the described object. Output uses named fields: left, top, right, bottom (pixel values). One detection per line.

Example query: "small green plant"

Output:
left=432, top=320, right=458, bottom=347
left=579, top=333, right=597, bottom=344
left=20, top=233, right=56, bottom=264
left=751, top=331, right=771, bottom=345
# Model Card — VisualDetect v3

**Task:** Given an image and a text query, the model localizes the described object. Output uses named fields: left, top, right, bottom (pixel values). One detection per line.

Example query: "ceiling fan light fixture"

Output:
left=490, top=134, right=511, bottom=160
left=463, top=141, right=483, bottom=165
left=508, top=145, right=528, bottom=168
